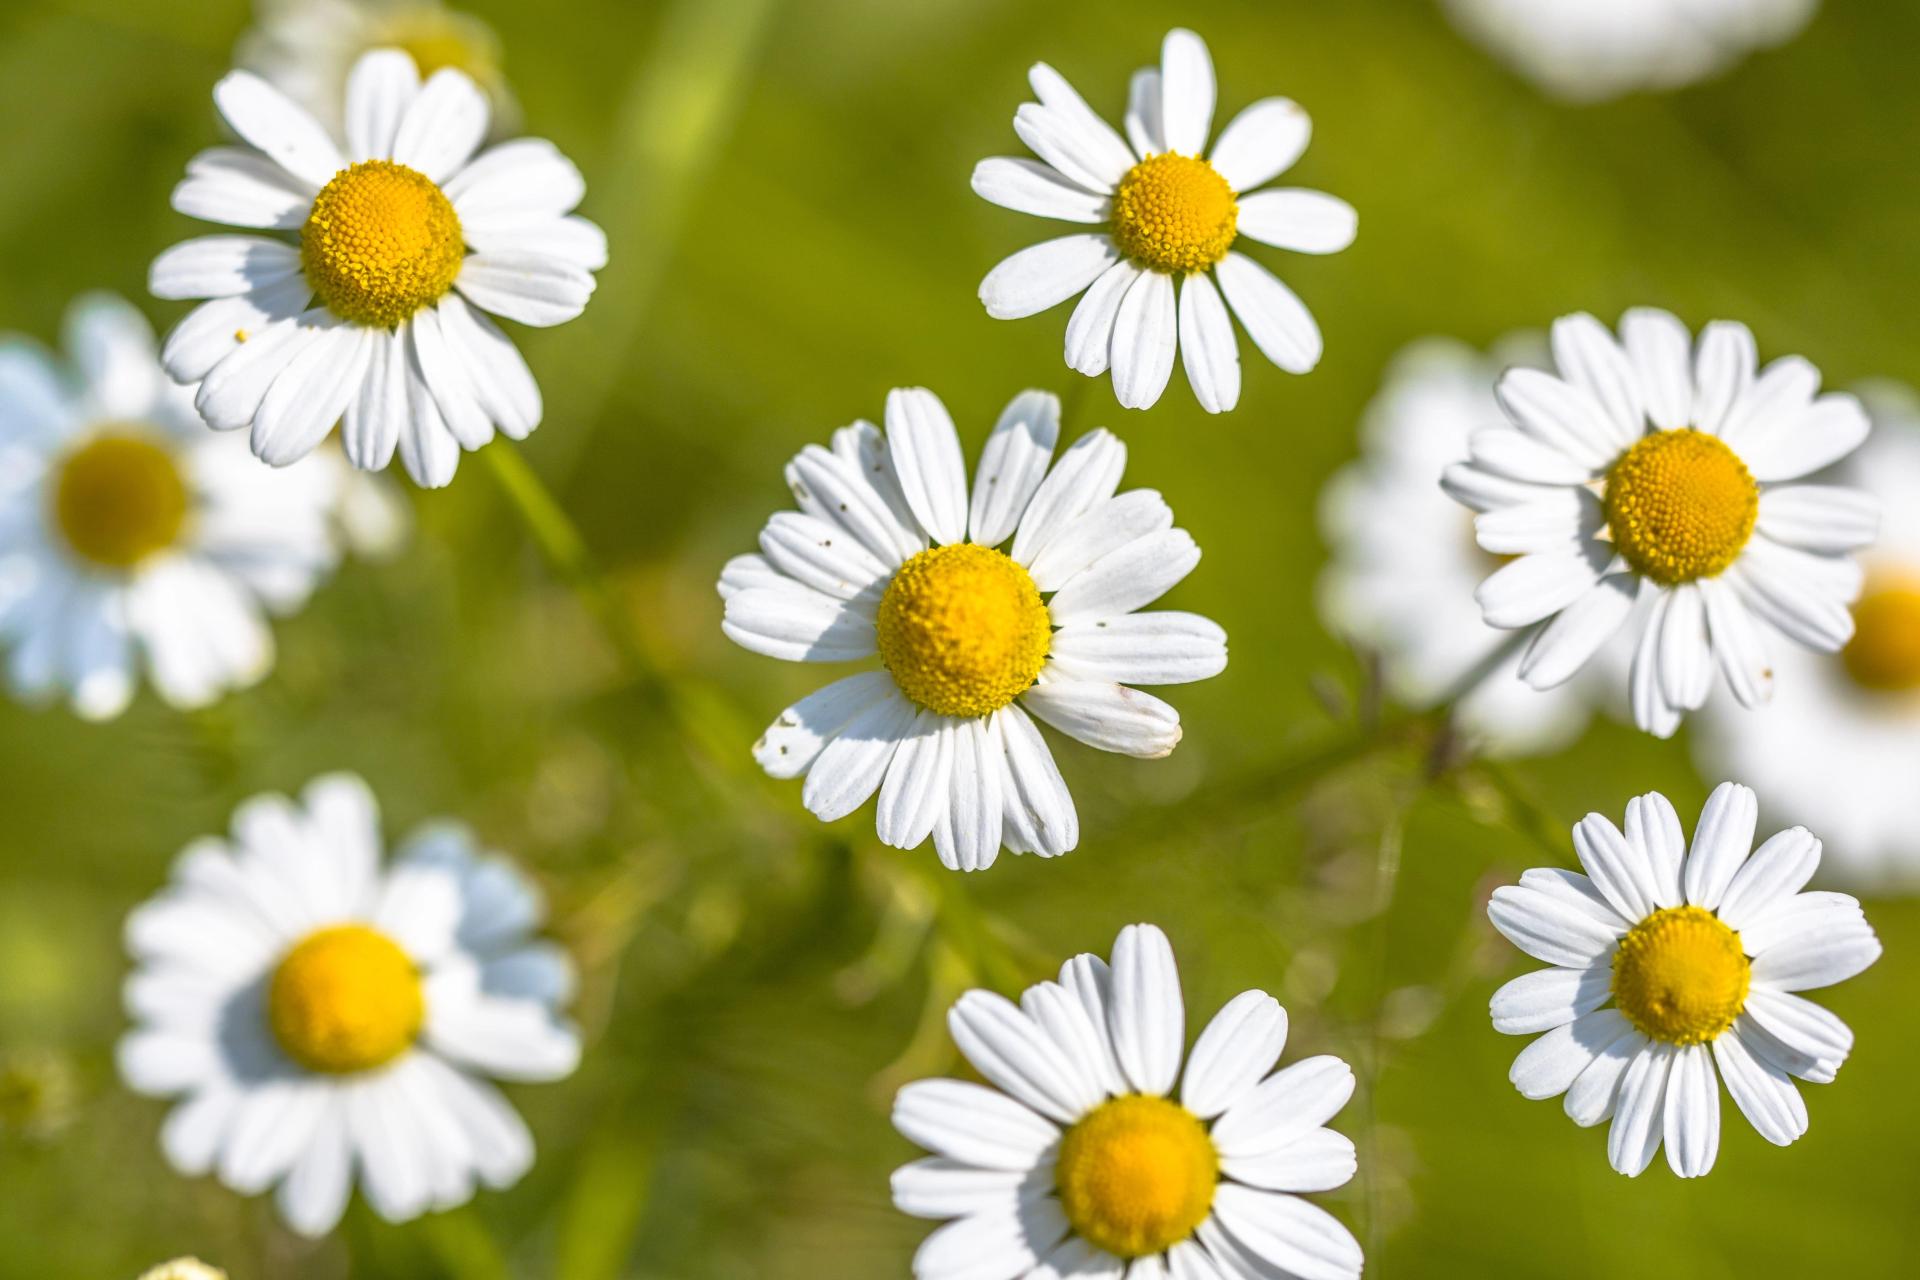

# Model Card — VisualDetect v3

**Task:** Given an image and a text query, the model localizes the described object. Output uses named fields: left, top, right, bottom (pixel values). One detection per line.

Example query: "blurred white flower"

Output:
left=893, top=922, right=1362, bottom=1278
left=1443, top=309, right=1878, bottom=738
left=1442, top=0, right=1819, bottom=102
left=151, top=49, right=604, bottom=488
left=118, top=773, right=580, bottom=1237
left=137, top=1261, right=227, bottom=1280
left=973, top=28, right=1355, bottom=412
left=1487, top=782, right=1880, bottom=1176
left=0, top=293, right=346, bottom=718
left=1319, top=336, right=1594, bottom=757
left=719, top=388, right=1226, bottom=870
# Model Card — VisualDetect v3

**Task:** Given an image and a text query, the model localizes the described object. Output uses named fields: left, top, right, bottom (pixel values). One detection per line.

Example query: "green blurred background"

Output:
left=2, top=0, right=1917, bottom=1275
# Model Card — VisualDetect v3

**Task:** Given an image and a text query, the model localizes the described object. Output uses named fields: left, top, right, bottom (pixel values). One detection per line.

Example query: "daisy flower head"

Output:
left=0, top=292, right=347, bottom=719
left=1487, top=782, right=1881, bottom=1177
left=151, top=47, right=605, bottom=488
left=118, top=773, right=580, bottom=1236
left=1442, top=309, right=1879, bottom=739
left=1320, top=336, right=1594, bottom=757
left=138, top=1262, right=227, bottom=1280
left=719, top=388, right=1227, bottom=871
left=973, top=28, right=1356, bottom=413
left=893, top=923, right=1362, bottom=1279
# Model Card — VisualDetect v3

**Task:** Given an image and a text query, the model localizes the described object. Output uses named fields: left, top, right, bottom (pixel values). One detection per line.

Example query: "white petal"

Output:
left=1737, top=392, right=1870, bottom=483
left=885, top=387, right=970, bottom=546
left=213, top=71, right=345, bottom=188
left=1218, top=1127, right=1356, bottom=1193
left=1064, top=260, right=1140, bottom=377
left=1208, top=1185, right=1363, bottom=1280
left=1021, top=978, right=1124, bottom=1098
left=891, top=1078, right=1059, bottom=1170
left=391, top=67, right=490, bottom=182
left=1124, top=69, right=1163, bottom=158
left=1211, top=1055, right=1354, bottom=1157
left=891, top=1157, right=1050, bottom=1221
left=1486, top=884, right=1622, bottom=968
left=1474, top=545, right=1608, bottom=629
left=158, top=274, right=311, bottom=384
left=1507, top=1009, right=1621, bottom=1101
left=1488, top=965, right=1611, bottom=1035
left=465, top=215, right=607, bottom=270
left=1562, top=1020, right=1646, bottom=1127
left=1716, top=827, right=1820, bottom=930
left=1661, top=1042, right=1720, bottom=1179
left=454, top=253, right=596, bottom=327
left=1657, top=583, right=1713, bottom=711
left=1495, top=367, right=1627, bottom=471
left=1699, top=576, right=1773, bottom=707
left=1629, top=585, right=1682, bottom=738
left=936, top=716, right=1004, bottom=873
left=444, top=139, right=587, bottom=225
left=425, top=986, right=581, bottom=1082
left=398, top=351, right=462, bottom=487
left=345, top=48, right=421, bottom=161
left=1736, top=996, right=1848, bottom=1083
left=253, top=318, right=373, bottom=466
left=1028, top=61, right=1138, bottom=182
left=1158, top=29, right=1216, bottom=158
left=1682, top=782, right=1758, bottom=910
left=1550, top=312, right=1643, bottom=446
left=758, top=512, right=890, bottom=602
left=435, top=293, right=543, bottom=440
left=1692, top=320, right=1756, bottom=436
left=1607, top=1042, right=1674, bottom=1176
left=801, top=687, right=917, bottom=822
left=1047, top=527, right=1199, bottom=626
left=1620, top=307, right=1692, bottom=431
left=343, top=325, right=406, bottom=470
left=150, top=235, right=301, bottom=301
left=1027, top=490, right=1173, bottom=593
left=1756, top=485, right=1880, bottom=553
left=1013, top=101, right=1132, bottom=194
left=971, top=157, right=1108, bottom=223
left=1234, top=190, right=1357, bottom=255
left=1108, top=922, right=1183, bottom=1095
left=1736, top=890, right=1864, bottom=957
left=1178, top=272, right=1240, bottom=414
left=173, top=147, right=312, bottom=230
left=1207, top=98, right=1311, bottom=192
left=1214, top=252, right=1321, bottom=374
left=1712, top=1029, right=1807, bottom=1147
left=996, top=704, right=1079, bottom=857
left=276, top=1092, right=352, bottom=1236
left=1728, top=541, right=1859, bottom=651
left=877, top=711, right=950, bottom=853
left=1021, top=677, right=1181, bottom=758
left=981, top=235, right=1118, bottom=321
left=914, top=1201, right=1070, bottom=1280
left=1048, top=611, right=1226, bottom=686
left=1518, top=573, right=1635, bottom=689
left=194, top=309, right=328, bottom=433
left=1110, top=269, right=1178, bottom=411
left=1011, top=429, right=1128, bottom=566
left=1622, top=790, right=1686, bottom=910
left=969, top=389, right=1060, bottom=547
left=786, top=442, right=924, bottom=567
left=1748, top=917, right=1882, bottom=991
left=1181, top=989, right=1288, bottom=1118
left=950, top=990, right=1101, bottom=1123
left=721, top=586, right=875, bottom=662
left=1462, top=430, right=1593, bottom=487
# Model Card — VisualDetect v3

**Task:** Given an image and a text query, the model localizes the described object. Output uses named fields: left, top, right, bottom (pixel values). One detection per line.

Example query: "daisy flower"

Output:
left=151, top=47, right=604, bottom=488
left=1487, top=782, right=1881, bottom=1177
left=0, top=292, right=346, bottom=718
left=1697, top=385, right=1920, bottom=886
left=1442, top=309, right=1879, bottom=738
left=719, top=388, right=1227, bottom=870
left=973, top=28, right=1356, bottom=413
left=118, top=773, right=580, bottom=1236
left=1320, top=336, right=1592, bottom=757
left=893, top=922, right=1362, bottom=1279
left=1441, top=0, right=1819, bottom=102
left=138, top=1262, right=227, bottom=1280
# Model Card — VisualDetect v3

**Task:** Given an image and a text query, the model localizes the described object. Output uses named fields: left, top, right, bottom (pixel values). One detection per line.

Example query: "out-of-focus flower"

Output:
left=719, top=388, right=1226, bottom=869
left=1487, top=782, right=1880, bottom=1176
left=151, top=49, right=604, bottom=488
left=0, top=293, right=347, bottom=718
left=1698, top=384, right=1920, bottom=887
left=137, top=1260, right=228, bottom=1280
left=973, top=28, right=1355, bottom=412
left=0, top=1047, right=79, bottom=1142
left=892, top=923, right=1362, bottom=1278
left=1443, top=309, right=1878, bottom=738
left=1320, top=337, right=1593, bottom=756
left=1441, top=0, right=1819, bottom=103
left=118, top=773, right=580, bottom=1236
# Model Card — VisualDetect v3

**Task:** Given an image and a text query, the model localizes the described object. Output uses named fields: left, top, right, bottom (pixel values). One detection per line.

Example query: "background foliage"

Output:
left=2, top=0, right=1917, bottom=1275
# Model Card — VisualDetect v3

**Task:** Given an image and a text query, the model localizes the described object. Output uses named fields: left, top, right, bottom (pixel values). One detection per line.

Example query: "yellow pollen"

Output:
left=1111, top=153, right=1238, bottom=274
left=301, top=160, right=464, bottom=328
left=1604, top=429, right=1759, bottom=585
left=1611, top=906, right=1750, bottom=1045
left=1842, top=577, right=1920, bottom=692
left=875, top=544, right=1051, bottom=718
left=1056, top=1095, right=1218, bottom=1259
left=267, top=924, right=423, bottom=1074
left=52, top=432, right=189, bottom=569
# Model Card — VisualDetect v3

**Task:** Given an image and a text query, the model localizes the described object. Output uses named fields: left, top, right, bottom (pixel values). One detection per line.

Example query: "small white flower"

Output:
left=720, top=388, right=1226, bottom=870
left=1443, top=309, right=1879, bottom=738
left=1488, top=782, right=1881, bottom=1177
left=138, top=1261, right=227, bottom=1280
left=893, top=923, right=1362, bottom=1279
left=1441, top=0, right=1819, bottom=102
left=1320, top=337, right=1593, bottom=756
left=973, top=28, right=1356, bottom=412
left=118, top=773, right=581, bottom=1236
left=151, top=47, right=605, bottom=488
left=1697, top=385, right=1920, bottom=887
left=0, top=292, right=347, bottom=718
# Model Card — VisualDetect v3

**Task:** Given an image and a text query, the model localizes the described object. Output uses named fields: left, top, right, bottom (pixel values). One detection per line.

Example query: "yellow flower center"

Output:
left=52, top=432, right=189, bottom=569
left=1842, top=577, right=1920, bottom=693
left=267, top=924, right=424, bottom=1074
left=1111, top=153, right=1238, bottom=275
left=1055, top=1095, right=1218, bottom=1259
left=1604, top=429, right=1759, bottom=585
left=301, top=160, right=464, bottom=328
left=1610, top=906, right=1750, bottom=1045
left=875, top=544, right=1051, bottom=718
left=378, top=17, right=495, bottom=82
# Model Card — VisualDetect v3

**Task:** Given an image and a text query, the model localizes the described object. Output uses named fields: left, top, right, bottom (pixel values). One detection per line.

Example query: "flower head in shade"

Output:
left=893, top=923, right=1362, bottom=1279
left=118, top=773, right=580, bottom=1236
left=719, top=388, right=1226, bottom=870
left=1487, top=782, right=1880, bottom=1177
left=0, top=293, right=347, bottom=718
left=151, top=48, right=604, bottom=488
left=973, top=28, right=1355, bottom=412
left=1443, top=310, right=1879, bottom=738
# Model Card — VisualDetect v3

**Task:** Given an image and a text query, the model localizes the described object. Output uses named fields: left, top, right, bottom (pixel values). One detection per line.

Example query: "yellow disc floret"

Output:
left=1111, top=153, right=1238, bottom=275
left=1056, top=1095, right=1218, bottom=1259
left=1842, top=577, right=1920, bottom=692
left=1611, top=906, right=1750, bottom=1045
left=875, top=544, right=1051, bottom=718
left=52, top=432, right=189, bottom=569
left=301, top=160, right=464, bottom=328
left=267, top=924, right=424, bottom=1074
left=1604, top=429, right=1759, bottom=585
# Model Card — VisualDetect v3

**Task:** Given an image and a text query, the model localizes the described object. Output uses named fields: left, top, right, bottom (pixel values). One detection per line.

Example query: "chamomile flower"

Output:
left=118, top=773, right=580, bottom=1236
left=720, top=388, right=1226, bottom=871
left=0, top=292, right=346, bottom=719
left=893, top=923, right=1362, bottom=1279
left=1442, top=309, right=1879, bottom=738
left=1442, top=0, right=1819, bottom=102
left=1488, top=782, right=1880, bottom=1177
left=138, top=1262, right=227, bottom=1280
left=1698, top=386, right=1920, bottom=887
left=973, top=28, right=1355, bottom=412
left=151, top=47, right=604, bottom=488
left=1320, top=337, right=1592, bottom=756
